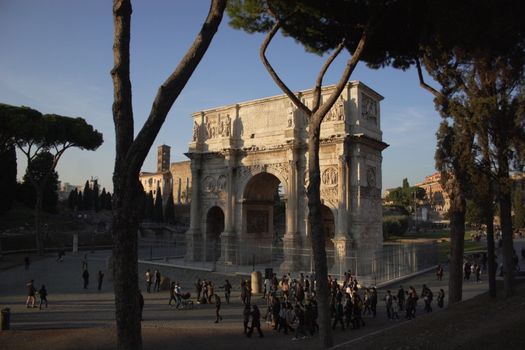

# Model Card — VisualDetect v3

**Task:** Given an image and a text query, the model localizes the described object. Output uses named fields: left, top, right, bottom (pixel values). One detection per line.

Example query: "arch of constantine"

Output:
left=185, top=82, right=388, bottom=274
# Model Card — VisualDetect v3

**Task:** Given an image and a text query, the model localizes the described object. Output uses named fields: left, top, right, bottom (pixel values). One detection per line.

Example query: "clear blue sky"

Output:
left=0, top=0, right=441, bottom=192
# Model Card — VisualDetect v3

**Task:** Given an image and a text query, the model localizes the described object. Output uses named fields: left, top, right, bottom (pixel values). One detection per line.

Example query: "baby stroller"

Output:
left=177, top=292, right=194, bottom=310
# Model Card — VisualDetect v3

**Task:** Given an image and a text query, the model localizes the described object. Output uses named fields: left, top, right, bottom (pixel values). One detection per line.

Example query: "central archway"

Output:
left=242, top=172, right=285, bottom=264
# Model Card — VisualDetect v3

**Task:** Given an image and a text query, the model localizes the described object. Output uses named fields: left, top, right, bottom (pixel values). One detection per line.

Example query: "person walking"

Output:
left=206, top=281, right=215, bottom=304
left=384, top=290, right=393, bottom=319
left=154, top=270, right=161, bottom=292
left=169, top=282, right=177, bottom=307
left=26, top=280, right=36, bottom=308
left=421, top=284, right=433, bottom=313
left=243, top=304, right=251, bottom=335
left=332, top=300, right=345, bottom=330
left=38, top=284, right=48, bottom=309
left=97, top=270, right=104, bottom=291
left=222, top=279, right=232, bottom=304
left=436, top=264, right=444, bottom=281
left=145, top=269, right=152, bottom=293
left=247, top=304, right=264, bottom=338
left=397, top=286, right=406, bottom=311
left=214, top=294, right=223, bottom=323
left=82, top=269, right=89, bottom=289
left=195, top=278, right=202, bottom=302
left=370, top=287, right=378, bottom=317
left=437, top=289, right=445, bottom=308
left=292, top=304, right=308, bottom=340
left=174, top=282, right=183, bottom=309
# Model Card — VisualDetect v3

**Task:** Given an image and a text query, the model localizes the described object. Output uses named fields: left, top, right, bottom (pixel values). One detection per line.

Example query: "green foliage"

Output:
left=83, top=180, right=93, bottom=211
left=0, top=146, right=17, bottom=214
left=385, top=179, right=426, bottom=213
left=164, top=190, right=175, bottom=224
left=19, top=152, right=59, bottom=213
left=465, top=199, right=484, bottom=227
left=144, top=191, right=154, bottom=222
left=99, top=188, right=112, bottom=211
left=383, top=215, right=409, bottom=239
left=93, top=180, right=100, bottom=212
left=67, top=188, right=78, bottom=210
left=153, top=185, right=164, bottom=223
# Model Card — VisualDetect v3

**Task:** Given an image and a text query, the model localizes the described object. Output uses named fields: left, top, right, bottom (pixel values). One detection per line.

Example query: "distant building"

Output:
left=57, top=182, right=82, bottom=201
left=416, top=172, right=449, bottom=222
left=139, top=145, right=191, bottom=205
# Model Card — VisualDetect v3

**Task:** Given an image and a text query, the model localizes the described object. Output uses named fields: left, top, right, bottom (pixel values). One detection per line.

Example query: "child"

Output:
left=391, top=296, right=400, bottom=320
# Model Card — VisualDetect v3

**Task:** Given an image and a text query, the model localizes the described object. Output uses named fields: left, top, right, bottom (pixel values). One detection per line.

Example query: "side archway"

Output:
left=321, top=204, right=335, bottom=268
left=205, top=206, right=224, bottom=261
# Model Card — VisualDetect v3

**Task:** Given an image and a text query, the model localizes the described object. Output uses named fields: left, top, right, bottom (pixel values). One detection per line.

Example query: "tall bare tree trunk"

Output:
left=306, top=125, right=333, bottom=348
left=34, top=188, right=44, bottom=255
left=497, top=149, right=515, bottom=298
left=499, top=189, right=515, bottom=297
left=448, top=184, right=465, bottom=304
left=112, top=172, right=143, bottom=350
left=485, top=208, right=497, bottom=297
left=110, top=1, right=226, bottom=349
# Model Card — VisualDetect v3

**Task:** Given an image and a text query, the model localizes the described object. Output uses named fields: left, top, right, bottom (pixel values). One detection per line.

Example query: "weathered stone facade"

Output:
left=186, top=82, right=388, bottom=273
left=139, top=144, right=192, bottom=205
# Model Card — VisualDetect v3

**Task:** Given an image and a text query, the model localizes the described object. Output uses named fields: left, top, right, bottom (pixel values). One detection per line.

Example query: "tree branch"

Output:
left=312, top=24, right=369, bottom=126
left=259, top=19, right=311, bottom=116
left=128, top=0, right=227, bottom=175
left=416, top=57, right=443, bottom=99
left=312, top=39, right=346, bottom=114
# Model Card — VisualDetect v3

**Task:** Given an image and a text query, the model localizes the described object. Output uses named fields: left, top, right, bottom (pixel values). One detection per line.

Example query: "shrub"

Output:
left=383, top=215, right=409, bottom=239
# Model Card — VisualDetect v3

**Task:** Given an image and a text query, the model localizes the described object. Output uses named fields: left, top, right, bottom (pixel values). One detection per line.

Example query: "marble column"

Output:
left=332, top=154, right=354, bottom=277
left=281, top=152, right=302, bottom=272
left=220, top=153, right=237, bottom=265
left=336, top=155, right=348, bottom=236
left=185, top=155, right=202, bottom=261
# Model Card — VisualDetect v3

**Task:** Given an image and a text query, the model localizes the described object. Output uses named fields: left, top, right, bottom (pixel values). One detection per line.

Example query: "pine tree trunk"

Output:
left=34, top=187, right=44, bottom=255
left=499, top=190, right=515, bottom=297
left=306, top=125, right=333, bottom=348
left=112, top=173, right=143, bottom=350
left=448, top=185, right=465, bottom=304
left=497, top=148, right=515, bottom=298
left=485, top=209, right=497, bottom=298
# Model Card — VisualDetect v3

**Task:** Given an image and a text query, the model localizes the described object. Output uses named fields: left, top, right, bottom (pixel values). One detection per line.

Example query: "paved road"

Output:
left=1, top=241, right=523, bottom=349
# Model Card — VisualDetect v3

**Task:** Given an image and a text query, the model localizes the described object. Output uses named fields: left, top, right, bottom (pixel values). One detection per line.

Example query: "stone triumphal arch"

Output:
left=185, top=82, right=388, bottom=273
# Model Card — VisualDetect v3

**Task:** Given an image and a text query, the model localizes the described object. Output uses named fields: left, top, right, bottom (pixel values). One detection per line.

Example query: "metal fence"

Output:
left=138, top=237, right=437, bottom=286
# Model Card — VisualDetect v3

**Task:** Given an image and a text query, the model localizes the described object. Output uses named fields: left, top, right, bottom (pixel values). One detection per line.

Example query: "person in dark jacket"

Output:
left=38, top=284, right=48, bottom=309
left=82, top=269, right=89, bottom=289
left=243, top=304, right=251, bottom=335
left=332, top=300, right=345, bottom=330
left=247, top=304, right=264, bottom=338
